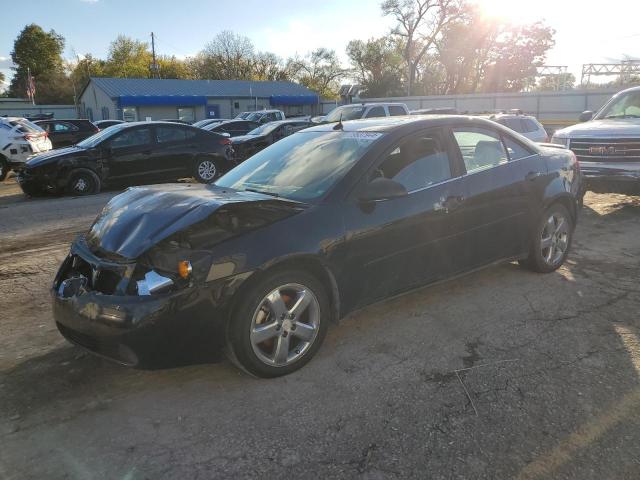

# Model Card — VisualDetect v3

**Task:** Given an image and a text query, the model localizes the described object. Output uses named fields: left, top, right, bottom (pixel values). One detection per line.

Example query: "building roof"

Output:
left=88, top=77, right=318, bottom=99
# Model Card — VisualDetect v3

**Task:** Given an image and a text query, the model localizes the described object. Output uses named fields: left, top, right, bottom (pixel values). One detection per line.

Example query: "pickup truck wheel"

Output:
left=0, top=156, right=8, bottom=181
left=194, top=157, right=224, bottom=183
left=519, top=204, right=574, bottom=273
left=67, top=169, right=101, bottom=196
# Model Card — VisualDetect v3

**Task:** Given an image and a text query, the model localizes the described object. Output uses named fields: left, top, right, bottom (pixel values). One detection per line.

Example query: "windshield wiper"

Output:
left=244, top=188, right=280, bottom=198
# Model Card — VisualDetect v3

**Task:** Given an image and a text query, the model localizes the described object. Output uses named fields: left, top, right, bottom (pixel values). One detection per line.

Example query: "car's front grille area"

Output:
left=56, top=252, right=132, bottom=295
left=570, top=138, right=640, bottom=163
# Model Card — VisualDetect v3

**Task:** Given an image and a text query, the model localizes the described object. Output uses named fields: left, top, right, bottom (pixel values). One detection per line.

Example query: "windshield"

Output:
left=247, top=123, right=280, bottom=136
left=235, top=112, right=252, bottom=119
left=11, top=119, right=44, bottom=134
left=76, top=124, right=127, bottom=148
left=193, top=119, right=217, bottom=127
left=325, top=106, right=366, bottom=123
left=597, top=91, right=640, bottom=119
left=245, top=112, right=265, bottom=122
left=215, top=130, right=383, bottom=201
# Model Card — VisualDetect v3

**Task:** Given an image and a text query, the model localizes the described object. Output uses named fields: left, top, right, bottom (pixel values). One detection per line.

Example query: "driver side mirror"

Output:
left=579, top=110, right=593, bottom=122
left=359, top=177, right=407, bottom=202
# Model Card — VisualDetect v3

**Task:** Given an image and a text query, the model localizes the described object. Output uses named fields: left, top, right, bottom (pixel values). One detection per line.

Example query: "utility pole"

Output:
left=150, top=32, right=160, bottom=79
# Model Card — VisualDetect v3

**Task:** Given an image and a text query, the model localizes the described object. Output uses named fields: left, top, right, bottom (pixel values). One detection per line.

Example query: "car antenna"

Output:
left=333, top=112, right=344, bottom=130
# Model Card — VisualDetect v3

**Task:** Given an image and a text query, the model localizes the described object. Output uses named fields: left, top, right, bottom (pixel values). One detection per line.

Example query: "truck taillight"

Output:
left=219, top=138, right=232, bottom=145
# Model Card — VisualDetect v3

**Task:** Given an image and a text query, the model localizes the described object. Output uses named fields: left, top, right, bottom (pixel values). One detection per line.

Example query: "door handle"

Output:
left=526, top=171, right=543, bottom=181
left=435, top=195, right=465, bottom=213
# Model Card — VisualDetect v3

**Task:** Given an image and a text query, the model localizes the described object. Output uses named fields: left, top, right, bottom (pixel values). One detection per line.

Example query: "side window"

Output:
left=388, top=105, right=406, bottom=116
left=53, top=122, right=76, bottom=132
left=453, top=128, right=508, bottom=173
left=373, top=132, right=452, bottom=192
left=156, top=126, right=187, bottom=143
left=110, top=128, right=152, bottom=150
left=503, top=136, right=534, bottom=160
left=365, top=106, right=386, bottom=118
left=503, top=118, right=523, bottom=132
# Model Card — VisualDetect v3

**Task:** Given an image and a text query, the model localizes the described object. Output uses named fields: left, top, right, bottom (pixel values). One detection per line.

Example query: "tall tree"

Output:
left=194, top=31, right=255, bottom=80
left=9, top=24, right=72, bottom=103
left=157, top=55, right=193, bottom=79
left=382, top=0, right=461, bottom=95
left=104, top=35, right=152, bottom=78
left=346, top=37, right=405, bottom=97
left=288, top=48, right=345, bottom=99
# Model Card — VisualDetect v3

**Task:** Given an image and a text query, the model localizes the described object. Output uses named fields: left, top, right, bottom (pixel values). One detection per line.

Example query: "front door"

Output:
left=450, top=126, right=530, bottom=268
left=342, top=128, right=467, bottom=308
left=106, top=126, right=155, bottom=181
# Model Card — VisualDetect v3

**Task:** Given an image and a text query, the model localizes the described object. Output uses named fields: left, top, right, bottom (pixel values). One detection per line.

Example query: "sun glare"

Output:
left=475, top=0, right=541, bottom=23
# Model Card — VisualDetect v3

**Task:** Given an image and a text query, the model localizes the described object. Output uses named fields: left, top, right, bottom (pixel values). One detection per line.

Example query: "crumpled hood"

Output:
left=86, top=183, right=302, bottom=259
left=26, top=146, right=86, bottom=168
left=555, top=118, right=640, bottom=138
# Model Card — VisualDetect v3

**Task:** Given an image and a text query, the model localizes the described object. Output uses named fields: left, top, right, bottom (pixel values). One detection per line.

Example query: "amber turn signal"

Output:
left=178, top=260, right=192, bottom=279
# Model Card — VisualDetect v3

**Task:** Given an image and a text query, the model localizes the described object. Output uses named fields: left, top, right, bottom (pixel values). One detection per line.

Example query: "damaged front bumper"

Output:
left=580, top=161, right=640, bottom=193
left=52, top=238, right=230, bottom=368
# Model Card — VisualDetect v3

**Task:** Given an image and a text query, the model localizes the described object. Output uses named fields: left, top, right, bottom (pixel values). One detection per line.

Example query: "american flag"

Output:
left=26, top=69, right=36, bottom=103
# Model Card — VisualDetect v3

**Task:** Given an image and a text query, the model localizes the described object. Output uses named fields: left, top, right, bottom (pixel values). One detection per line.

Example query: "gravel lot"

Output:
left=1, top=177, right=639, bottom=479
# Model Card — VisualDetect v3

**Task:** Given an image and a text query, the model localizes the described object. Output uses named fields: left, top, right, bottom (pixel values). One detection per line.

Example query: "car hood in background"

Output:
left=86, top=183, right=304, bottom=259
left=26, top=146, right=86, bottom=168
left=555, top=118, right=640, bottom=138
left=231, top=134, right=266, bottom=144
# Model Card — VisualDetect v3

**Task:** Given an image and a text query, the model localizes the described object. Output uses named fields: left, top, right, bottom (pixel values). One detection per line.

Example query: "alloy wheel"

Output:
left=250, top=283, right=321, bottom=367
left=73, top=177, right=88, bottom=193
left=198, top=160, right=217, bottom=181
left=541, top=212, right=569, bottom=266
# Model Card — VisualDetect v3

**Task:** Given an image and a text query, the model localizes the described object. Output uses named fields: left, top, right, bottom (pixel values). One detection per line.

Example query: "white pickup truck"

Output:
left=551, top=86, right=640, bottom=193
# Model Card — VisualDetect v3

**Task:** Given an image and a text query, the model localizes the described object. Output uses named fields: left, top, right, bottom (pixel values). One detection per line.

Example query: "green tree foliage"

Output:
left=104, top=35, right=153, bottom=78
left=287, top=48, right=345, bottom=99
left=536, top=72, right=576, bottom=91
left=346, top=37, right=405, bottom=97
left=9, top=24, right=73, bottom=103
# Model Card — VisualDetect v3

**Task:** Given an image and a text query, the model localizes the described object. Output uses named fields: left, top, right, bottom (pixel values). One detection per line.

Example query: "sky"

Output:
left=1, top=0, right=639, bottom=91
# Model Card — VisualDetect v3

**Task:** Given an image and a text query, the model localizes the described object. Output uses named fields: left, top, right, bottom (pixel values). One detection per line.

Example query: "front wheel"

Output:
left=519, top=204, right=574, bottom=273
left=226, top=269, right=330, bottom=378
left=0, top=156, right=8, bottom=182
left=66, top=169, right=101, bottom=196
left=194, top=157, right=224, bottom=183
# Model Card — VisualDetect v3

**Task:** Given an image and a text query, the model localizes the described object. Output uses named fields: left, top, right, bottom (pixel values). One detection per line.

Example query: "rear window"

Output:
left=522, top=118, right=541, bottom=133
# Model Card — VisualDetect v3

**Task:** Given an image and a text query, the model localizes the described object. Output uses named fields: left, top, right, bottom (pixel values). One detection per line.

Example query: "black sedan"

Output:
left=52, top=116, right=581, bottom=377
left=34, top=119, right=100, bottom=148
left=203, top=119, right=259, bottom=138
left=231, top=119, right=312, bottom=161
left=94, top=119, right=125, bottom=129
left=17, top=121, right=233, bottom=196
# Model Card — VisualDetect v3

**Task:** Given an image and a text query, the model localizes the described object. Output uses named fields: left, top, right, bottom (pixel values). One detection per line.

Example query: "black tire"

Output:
left=0, top=156, right=8, bottom=182
left=519, top=203, right=574, bottom=273
left=66, top=169, right=101, bottom=196
left=194, top=157, right=224, bottom=183
left=226, top=269, right=330, bottom=378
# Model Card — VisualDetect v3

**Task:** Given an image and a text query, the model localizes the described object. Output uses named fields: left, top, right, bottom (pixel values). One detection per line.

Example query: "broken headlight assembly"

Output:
left=135, top=260, right=192, bottom=296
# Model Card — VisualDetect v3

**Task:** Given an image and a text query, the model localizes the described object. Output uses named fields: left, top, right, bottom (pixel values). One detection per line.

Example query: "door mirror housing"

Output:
left=579, top=110, right=594, bottom=122
left=359, top=177, right=408, bottom=202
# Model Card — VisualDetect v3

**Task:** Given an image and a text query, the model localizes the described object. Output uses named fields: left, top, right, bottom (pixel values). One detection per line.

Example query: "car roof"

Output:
left=304, top=114, right=481, bottom=132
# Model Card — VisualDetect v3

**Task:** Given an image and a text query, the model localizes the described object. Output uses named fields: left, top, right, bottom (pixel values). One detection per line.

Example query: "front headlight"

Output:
left=550, top=136, right=570, bottom=147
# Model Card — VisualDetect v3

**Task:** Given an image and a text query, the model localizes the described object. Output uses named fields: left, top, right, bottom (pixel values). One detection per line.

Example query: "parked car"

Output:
left=321, top=103, right=409, bottom=123
left=192, top=118, right=230, bottom=129
left=236, top=109, right=285, bottom=124
left=551, top=85, right=640, bottom=194
left=203, top=119, right=260, bottom=138
left=0, top=117, right=52, bottom=181
left=52, top=115, right=581, bottom=377
left=15, top=121, right=233, bottom=196
left=231, top=119, right=312, bottom=161
left=35, top=119, right=100, bottom=148
left=484, top=112, right=548, bottom=143
left=411, top=107, right=459, bottom=115
left=94, top=119, right=125, bottom=129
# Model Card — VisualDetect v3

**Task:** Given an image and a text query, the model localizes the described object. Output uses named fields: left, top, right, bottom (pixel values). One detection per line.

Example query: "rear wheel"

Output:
left=0, top=156, right=8, bottom=181
left=226, top=269, right=330, bottom=378
left=519, top=204, right=574, bottom=273
left=66, top=169, right=101, bottom=196
left=194, top=157, right=224, bottom=183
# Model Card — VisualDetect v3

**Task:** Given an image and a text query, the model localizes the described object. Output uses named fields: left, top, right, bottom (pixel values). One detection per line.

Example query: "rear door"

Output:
left=343, top=128, right=467, bottom=306
left=449, top=125, right=531, bottom=267
left=106, top=126, right=155, bottom=180
left=153, top=125, right=200, bottom=179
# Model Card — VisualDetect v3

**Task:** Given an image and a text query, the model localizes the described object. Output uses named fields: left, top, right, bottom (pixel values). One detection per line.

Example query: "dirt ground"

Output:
left=1, top=176, right=639, bottom=479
